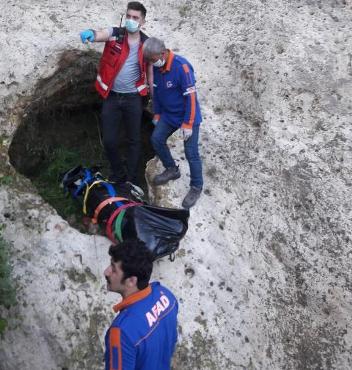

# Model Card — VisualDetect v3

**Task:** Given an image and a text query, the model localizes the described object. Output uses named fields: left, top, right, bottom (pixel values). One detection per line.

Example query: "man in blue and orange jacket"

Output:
left=104, top=239, right=178, bottom=370
left=143, top=37, right=203, bottom=209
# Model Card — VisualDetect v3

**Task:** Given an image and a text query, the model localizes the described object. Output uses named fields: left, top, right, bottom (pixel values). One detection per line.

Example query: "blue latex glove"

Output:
left=152, top=119, right=158, bottom=126
left=80, top=29, right=95, bottom=43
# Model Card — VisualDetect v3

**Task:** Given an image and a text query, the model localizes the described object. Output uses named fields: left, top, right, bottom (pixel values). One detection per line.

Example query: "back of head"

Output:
left=143, top=37, right=166, bottom=61
left=127, top=1, right=147, bottom=18
left=109, top=239, right=153, bottom=289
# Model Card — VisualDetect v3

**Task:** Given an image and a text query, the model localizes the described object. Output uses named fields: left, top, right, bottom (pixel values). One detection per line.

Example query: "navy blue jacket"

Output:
left=105, top=282, right=178, bottom=370
left=153, top=50, right=202, bottom=129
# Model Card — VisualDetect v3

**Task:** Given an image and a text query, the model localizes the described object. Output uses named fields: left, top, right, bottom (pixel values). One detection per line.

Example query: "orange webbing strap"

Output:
left=83, top=180, right=105, bottom=215
left=91, top=196, right=128, bottom=224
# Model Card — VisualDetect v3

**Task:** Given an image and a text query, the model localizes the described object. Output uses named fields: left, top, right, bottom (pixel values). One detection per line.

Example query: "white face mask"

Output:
left=153, top=59, right=166, bottom=68
left=125, top=18, right=140, bottom=33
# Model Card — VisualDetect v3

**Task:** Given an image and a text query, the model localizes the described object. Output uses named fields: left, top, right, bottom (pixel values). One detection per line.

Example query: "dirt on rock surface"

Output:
left=0, top=1, right=352, bottom=369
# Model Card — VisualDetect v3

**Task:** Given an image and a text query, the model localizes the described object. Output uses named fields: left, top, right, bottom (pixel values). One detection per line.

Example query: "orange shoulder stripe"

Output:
left=182, top=63, right=193, bottom=85
left=182, top=63, right=190, bottom=73
left=164, top=50, right=175, bottom=72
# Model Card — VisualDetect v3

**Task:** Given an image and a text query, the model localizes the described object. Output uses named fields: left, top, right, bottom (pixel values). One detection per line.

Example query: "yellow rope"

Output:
left=83, top=180, right=105, bottom=215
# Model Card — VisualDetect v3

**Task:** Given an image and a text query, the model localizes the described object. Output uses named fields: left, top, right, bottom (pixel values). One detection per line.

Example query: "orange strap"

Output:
left=91, top=197, right=128, bottom=224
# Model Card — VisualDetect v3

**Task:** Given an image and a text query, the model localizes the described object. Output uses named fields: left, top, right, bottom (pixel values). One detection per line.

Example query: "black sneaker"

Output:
left=153, top=166, right=181, bottom=186
left=182, top=186, right=202, bottom=209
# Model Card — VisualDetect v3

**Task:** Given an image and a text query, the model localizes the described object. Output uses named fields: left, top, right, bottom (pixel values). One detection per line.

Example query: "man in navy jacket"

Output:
left=104, top=240, right=178, bottom=370
left=143, top=37, right=203, bottom=209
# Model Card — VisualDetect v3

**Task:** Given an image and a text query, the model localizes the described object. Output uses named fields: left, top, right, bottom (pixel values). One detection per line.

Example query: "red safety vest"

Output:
left=95, top=28, right=148, bottom=99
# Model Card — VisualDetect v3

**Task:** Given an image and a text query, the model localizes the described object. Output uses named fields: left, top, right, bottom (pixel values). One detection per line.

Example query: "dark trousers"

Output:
left=101, top=92, right=143, bottom=184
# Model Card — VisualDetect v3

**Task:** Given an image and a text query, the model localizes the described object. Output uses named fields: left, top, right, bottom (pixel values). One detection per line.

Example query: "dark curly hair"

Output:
left=109, top=239, right=153, bottom=289
left=127, top=2, right=147, bottom=18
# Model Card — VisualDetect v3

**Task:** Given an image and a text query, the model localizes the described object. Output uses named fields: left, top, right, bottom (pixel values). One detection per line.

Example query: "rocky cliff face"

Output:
left=1, top=1, right=351, bottom=369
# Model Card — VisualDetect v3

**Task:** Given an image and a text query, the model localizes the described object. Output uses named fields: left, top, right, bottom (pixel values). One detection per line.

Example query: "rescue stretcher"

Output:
left=60, top=166, right=189, bottom=260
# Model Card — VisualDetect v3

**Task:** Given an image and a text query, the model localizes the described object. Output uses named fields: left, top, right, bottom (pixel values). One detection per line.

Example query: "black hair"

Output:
left=109, top=239, right=153, bottom=290
left=127, top=1, right=147, bottom=18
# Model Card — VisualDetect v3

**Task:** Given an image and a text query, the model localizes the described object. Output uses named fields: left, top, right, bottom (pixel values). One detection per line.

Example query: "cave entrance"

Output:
left=8, top=50, right=154, bottom=231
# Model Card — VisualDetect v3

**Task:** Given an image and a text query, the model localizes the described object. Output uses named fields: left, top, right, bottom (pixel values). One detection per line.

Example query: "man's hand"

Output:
left=80, top=29, right=95, bottom=43
left=180, top=128, right=192, bottom=141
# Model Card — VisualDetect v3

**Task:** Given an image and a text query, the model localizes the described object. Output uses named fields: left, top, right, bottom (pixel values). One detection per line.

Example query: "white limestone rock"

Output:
left=0, top=1, right=351, bottom=369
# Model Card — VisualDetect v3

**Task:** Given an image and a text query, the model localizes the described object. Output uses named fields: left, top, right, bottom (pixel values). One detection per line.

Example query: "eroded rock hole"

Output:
left=9, top=50, right=154, bottom=230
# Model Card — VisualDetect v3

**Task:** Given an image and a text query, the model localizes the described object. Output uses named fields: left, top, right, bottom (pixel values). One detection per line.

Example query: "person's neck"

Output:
left=121, top=286, right=140, bottom=299
left=127, top=31, right=141, bottom=44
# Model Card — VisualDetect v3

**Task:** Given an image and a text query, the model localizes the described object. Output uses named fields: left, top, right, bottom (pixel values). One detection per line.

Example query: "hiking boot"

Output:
left=153, top=166, right=181, bottom=186
left=182, top=186, right=202, bottom=209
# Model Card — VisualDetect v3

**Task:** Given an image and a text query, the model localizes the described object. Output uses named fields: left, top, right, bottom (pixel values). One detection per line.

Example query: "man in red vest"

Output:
left=80, top=2, right=149, bottom=187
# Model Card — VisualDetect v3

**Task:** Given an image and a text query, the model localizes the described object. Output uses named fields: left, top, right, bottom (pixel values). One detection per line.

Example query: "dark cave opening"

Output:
left=8, top=50, right=154, bottom=230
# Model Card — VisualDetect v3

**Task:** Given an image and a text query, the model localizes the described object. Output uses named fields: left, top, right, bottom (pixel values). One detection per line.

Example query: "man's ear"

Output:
left=127, top=276, right=138, bottom=288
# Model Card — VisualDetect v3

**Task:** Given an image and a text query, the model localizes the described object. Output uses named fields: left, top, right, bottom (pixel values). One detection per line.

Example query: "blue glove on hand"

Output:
left=80, top=29, right=95, bottom=43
